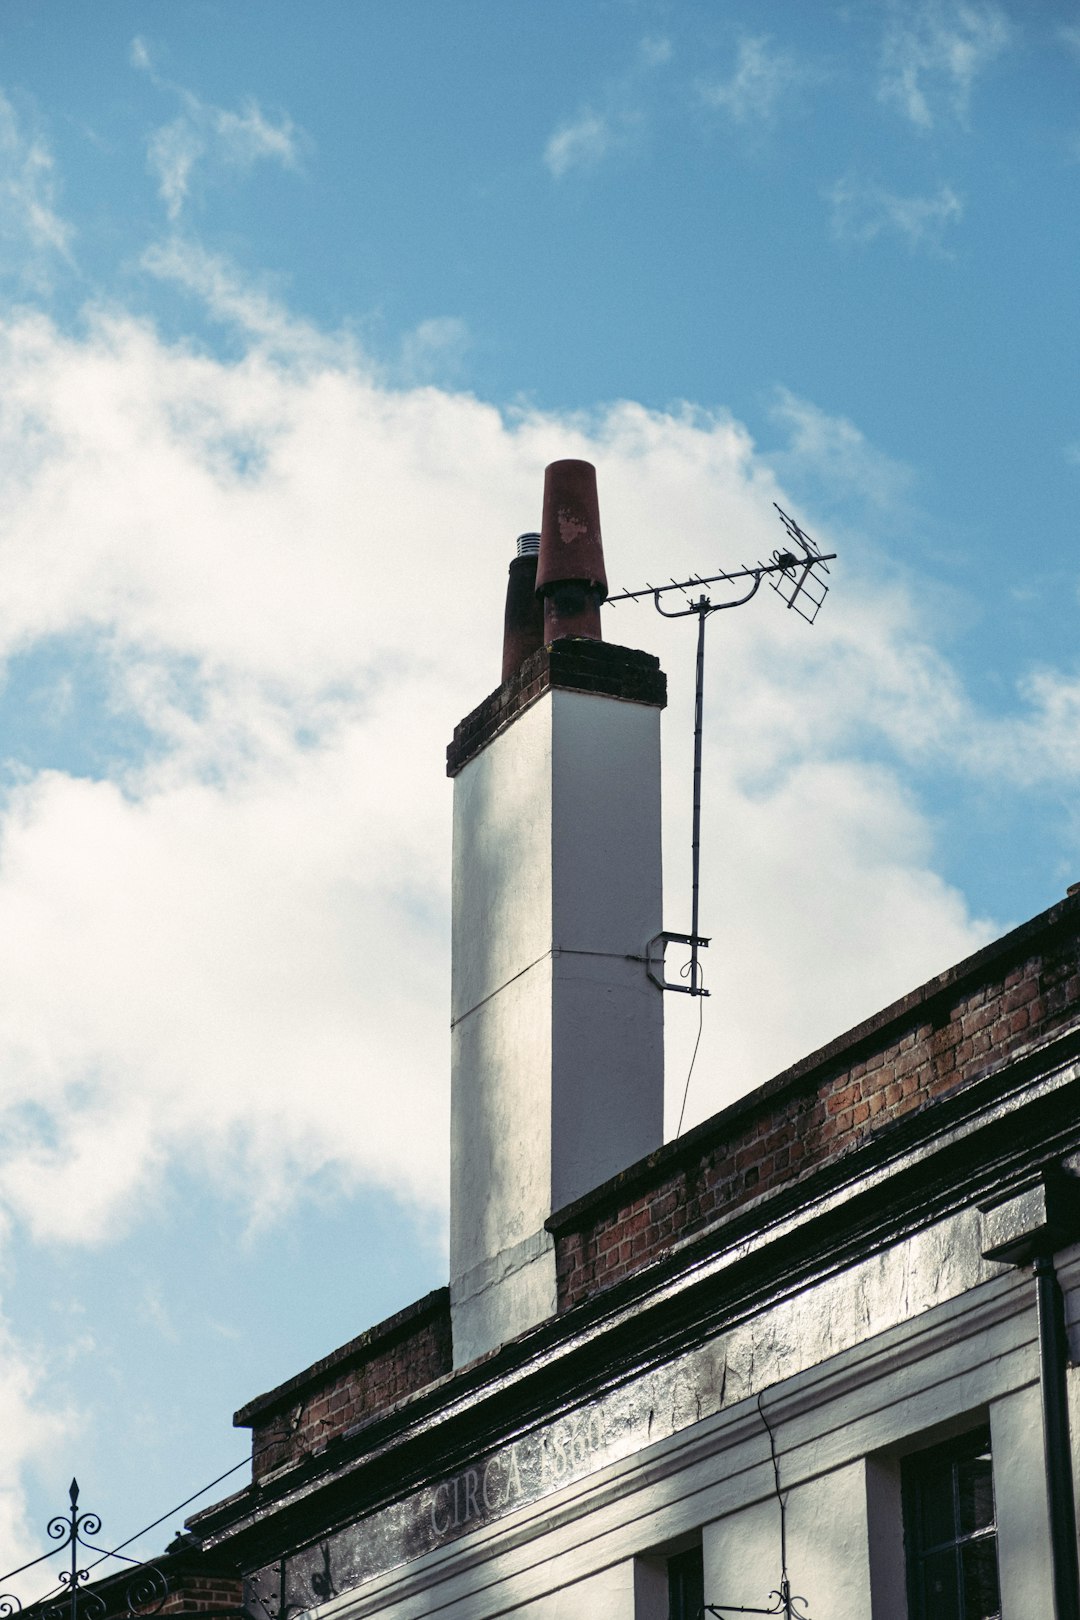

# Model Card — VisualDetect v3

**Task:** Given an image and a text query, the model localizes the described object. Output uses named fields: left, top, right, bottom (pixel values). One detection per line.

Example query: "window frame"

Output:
left=667, top=1542, right=705, bottom=1620
left=901, top=1424, right=1002, bottom=1620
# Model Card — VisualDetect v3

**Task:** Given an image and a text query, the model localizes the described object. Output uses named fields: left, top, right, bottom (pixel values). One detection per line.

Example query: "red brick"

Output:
left=1001, top=982, right=1034, bottom=1014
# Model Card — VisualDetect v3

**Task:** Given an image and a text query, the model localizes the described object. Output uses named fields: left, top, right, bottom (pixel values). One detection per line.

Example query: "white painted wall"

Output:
left=450, top=686, right=664, bottom=1366
left=506, top=1556, right=664, bottom=1618
left=864, top=1457, right=906, bottom=1620
left=312, top=1245, right=1080, bottom=1620
left=704, top=1461, right=874, bottom=1620
left=631, top=1558, right=669, bottom=1620
left=992, top=1383, right=1056, bottom=1619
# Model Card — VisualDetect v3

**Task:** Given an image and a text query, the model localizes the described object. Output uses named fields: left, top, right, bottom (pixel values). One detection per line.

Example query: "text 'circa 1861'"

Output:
left=429, top=1406, right=606, bottom=1538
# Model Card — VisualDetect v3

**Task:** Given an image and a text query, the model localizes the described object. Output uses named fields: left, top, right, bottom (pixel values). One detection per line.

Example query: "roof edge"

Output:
left=548, top=888, right=1080, bottom=1236
left=233, top=1286, right=449, bottom=1428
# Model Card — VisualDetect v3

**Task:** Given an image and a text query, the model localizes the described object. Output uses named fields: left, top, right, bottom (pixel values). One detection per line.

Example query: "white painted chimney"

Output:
left=446, top=461, right=665, bottom=1367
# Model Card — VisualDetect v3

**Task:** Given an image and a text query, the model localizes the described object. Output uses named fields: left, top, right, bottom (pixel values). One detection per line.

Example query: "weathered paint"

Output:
left=449, top=683, right=664, bottom=1365
left=249, top=1204, right=1016, bottom=1613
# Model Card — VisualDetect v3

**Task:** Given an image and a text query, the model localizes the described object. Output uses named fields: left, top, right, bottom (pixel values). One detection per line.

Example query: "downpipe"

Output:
left=1035, top=1253, right=1080, bottom=1620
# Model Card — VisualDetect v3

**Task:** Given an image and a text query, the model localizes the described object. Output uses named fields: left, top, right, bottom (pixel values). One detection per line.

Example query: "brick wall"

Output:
left=31, top=1561, right=246, bottom=1620
left=236, top=1289, right=451, bottom=1480
left=549, top=894, right=1080, bottom=1310
left=446, top=639, right=666, bottom=777
left=160, top=1575, right=245, bottom=1614
left=233, top=897, right=1080, bottom=1471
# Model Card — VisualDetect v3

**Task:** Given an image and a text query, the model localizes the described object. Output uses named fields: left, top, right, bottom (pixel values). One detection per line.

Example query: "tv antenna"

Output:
left=606, top=504, right=835, bottom=999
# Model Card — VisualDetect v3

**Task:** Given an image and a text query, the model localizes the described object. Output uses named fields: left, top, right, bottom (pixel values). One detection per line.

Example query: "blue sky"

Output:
left=0, top=0, right=1078, bottom=1595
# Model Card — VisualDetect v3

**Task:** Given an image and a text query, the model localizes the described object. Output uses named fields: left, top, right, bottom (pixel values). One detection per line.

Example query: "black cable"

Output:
left=675, top=961, right=706, bottom=1138
left=0, top=1428, right=293, bottom=1601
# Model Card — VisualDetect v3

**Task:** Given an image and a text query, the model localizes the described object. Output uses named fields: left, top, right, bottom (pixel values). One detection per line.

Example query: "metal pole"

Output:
left=689, top=601, right=707, bottom=994
left=1034, top=1253, right=1080, bottom=1620
left=68, top=1481, right=79, bottom=1620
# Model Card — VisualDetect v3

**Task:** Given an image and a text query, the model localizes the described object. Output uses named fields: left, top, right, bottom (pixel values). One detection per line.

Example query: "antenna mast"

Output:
left=607, top=505, right=835, bottom=998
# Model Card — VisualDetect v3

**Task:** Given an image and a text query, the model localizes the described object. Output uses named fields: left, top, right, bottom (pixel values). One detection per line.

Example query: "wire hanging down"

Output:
left=700, top=1396, right=813, bottom=1618
left=608, top=505, right=835, bottom=1000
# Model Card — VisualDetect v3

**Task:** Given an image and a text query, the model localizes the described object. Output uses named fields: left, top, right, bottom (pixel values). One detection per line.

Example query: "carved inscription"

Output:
left=249, top=1221, right=991, bottom=1610
left=249, top=1347, right=732, bottom=1607
left=428, top=1407, right=605, bottom=1539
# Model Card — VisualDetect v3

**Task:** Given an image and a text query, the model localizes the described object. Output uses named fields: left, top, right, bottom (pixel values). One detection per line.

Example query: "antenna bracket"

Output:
left=646, top=931, right=710, bottom=996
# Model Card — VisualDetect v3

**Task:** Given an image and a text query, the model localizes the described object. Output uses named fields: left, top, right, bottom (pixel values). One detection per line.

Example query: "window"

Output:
left=668, top=1545, right=704, bottom=1620
left=902, top=1426, right=1001, bottom=1620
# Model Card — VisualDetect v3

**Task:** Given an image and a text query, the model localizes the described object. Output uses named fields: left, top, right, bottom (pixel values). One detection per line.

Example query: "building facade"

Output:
left=92, top=464, right=1080, bottom=1618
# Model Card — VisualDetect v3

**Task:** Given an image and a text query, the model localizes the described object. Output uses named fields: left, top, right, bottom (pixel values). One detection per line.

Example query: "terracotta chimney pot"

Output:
left=536, top=459, right=608, bottom=643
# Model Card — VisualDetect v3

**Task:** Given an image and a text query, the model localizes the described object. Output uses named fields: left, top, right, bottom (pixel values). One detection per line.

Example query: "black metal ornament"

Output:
left=0, top=1480, right=168, bottom=1620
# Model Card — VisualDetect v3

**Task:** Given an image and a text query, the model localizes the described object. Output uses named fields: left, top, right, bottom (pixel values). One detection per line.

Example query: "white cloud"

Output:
left=0, top=91, right=73, bottom=288
left=639, top=37, right=673, bottom=70
left=211, top=99, right=299, bottom=169
left=678, top=758, right=988, bottom=1126
left=0, top=265, right=1072, bottom=1262
left=0, top=1306, right=76, bottom=1599
left=769, top=388, right=916, bottom=507
left=879, top=1, right=1012, bottom=131
left=543, top=33, right=671, bottom=178
left=398, top=315, right=471, bottom=385
left=544, top=110, right=614, bottom=178
left=984, top=668, right=1080, bottom=784
left=0, top=312, right=1029, bottom=1568
left=146, top=118, right=203, bottom=222
left=0, top=303, right=1018, bottom=1234
left=131, top=47, right=302, bottom=219
left=0, top=16, right=1066, bottom=1580
left=698, top=35, right=806, bottom=124
left=141, top=234, right=336, bottom=358
left=827, top=175, right=964, bottom=252
left=1, top=287, right=1080, bottom=1563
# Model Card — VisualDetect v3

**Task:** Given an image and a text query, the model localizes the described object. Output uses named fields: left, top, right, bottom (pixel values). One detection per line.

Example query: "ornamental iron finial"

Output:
left=0, top=1484, right=169, bottom=1620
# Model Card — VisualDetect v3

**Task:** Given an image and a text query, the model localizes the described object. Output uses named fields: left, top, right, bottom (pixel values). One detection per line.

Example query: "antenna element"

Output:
left=609, top=505, right=836, bottom=998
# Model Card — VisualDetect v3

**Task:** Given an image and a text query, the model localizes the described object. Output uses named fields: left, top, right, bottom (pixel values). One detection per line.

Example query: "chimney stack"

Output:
left=447, top=461, right=665, bottom=1368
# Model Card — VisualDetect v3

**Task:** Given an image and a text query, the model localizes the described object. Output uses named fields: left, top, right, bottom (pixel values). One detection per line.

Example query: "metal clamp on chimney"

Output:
left=645, top=930, right=711, bottom=997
